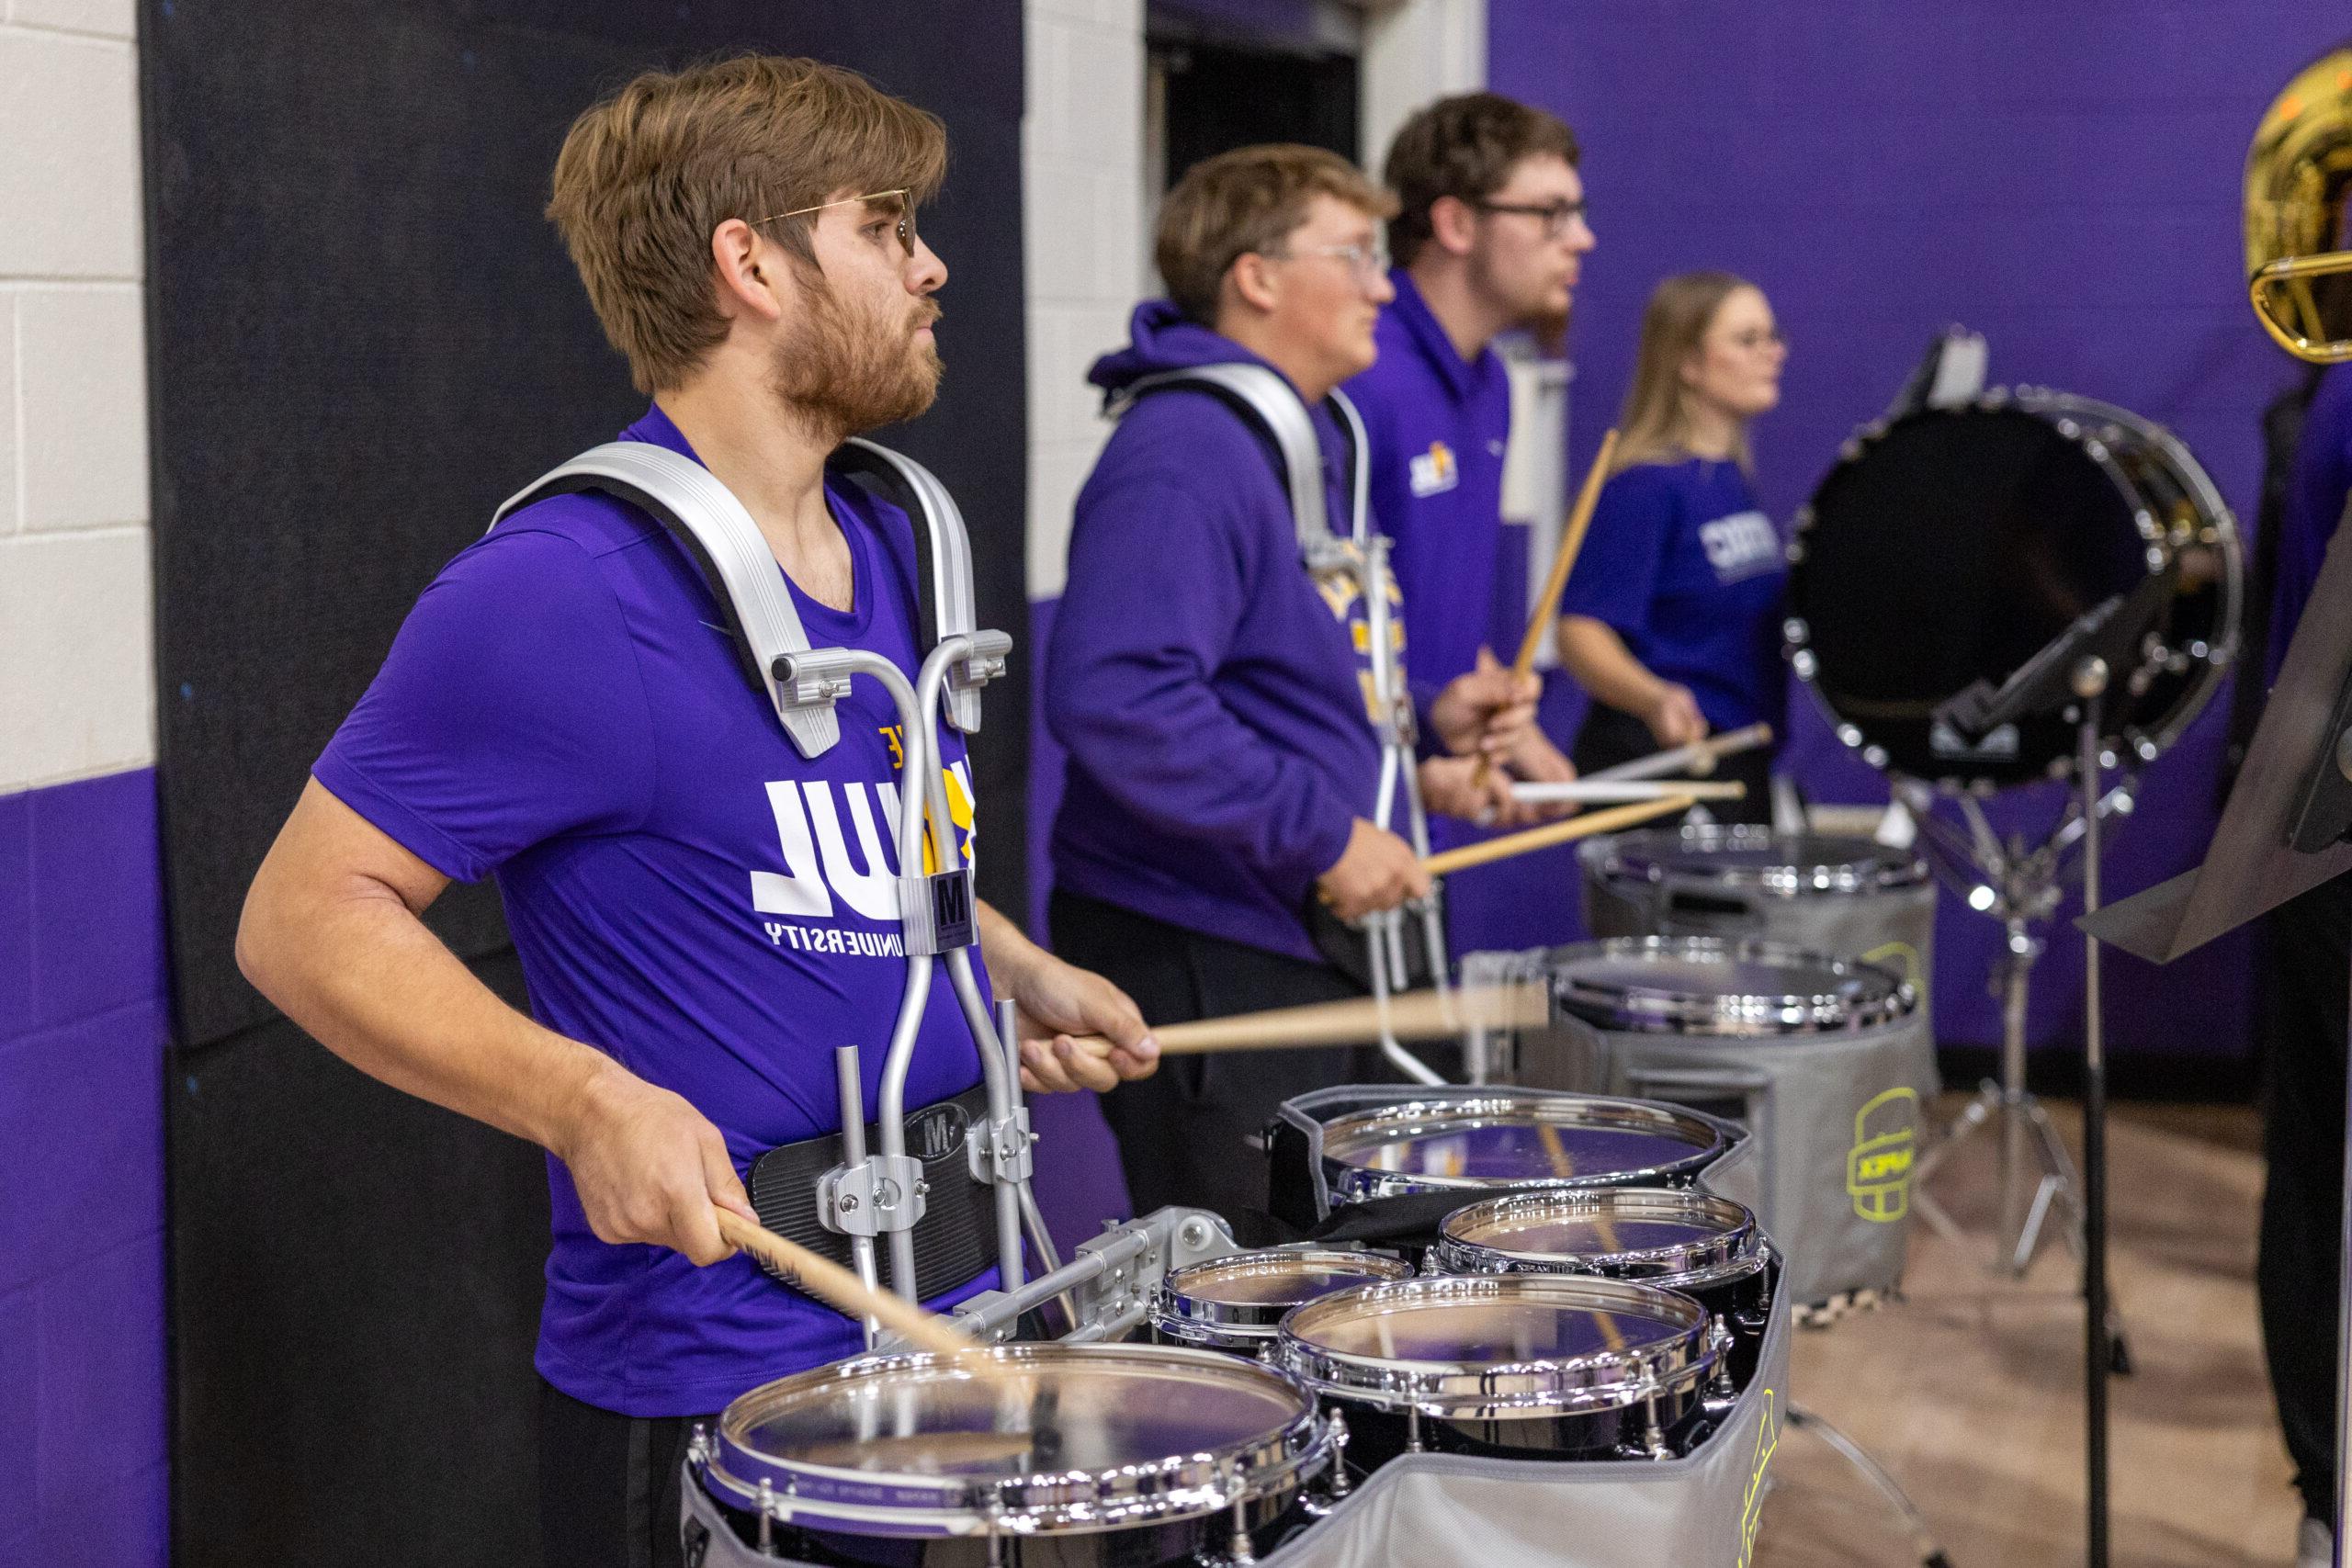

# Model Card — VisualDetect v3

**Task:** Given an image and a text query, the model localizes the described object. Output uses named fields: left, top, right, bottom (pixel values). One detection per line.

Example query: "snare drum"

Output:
left=1429, top=1188, right=1771, bottom=1386
left=689, top=1342, right=1334, bottom=1566
left=1152, top=1248, right=1417, bottom=1353
left=1580, top=823, right=1936, bottom=1001
left=1274, top=1274, right=1728, bottom=1468
left=1316, top=1092, right=1728, bottom=1205
left=1521, top=937, right=1934, bottom=1308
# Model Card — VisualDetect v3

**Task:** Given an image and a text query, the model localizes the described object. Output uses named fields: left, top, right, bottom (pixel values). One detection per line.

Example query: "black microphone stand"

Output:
left=1935, top=569, right=2180, bottom=1568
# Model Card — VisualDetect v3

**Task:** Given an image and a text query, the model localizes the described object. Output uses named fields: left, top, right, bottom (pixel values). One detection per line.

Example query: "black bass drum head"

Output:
left=1786, top=396, right=2238, bottom=789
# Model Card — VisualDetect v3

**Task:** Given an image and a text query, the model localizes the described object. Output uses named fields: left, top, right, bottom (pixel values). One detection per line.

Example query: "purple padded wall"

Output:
left=0, top=769, right=169, bottom=1566
left=1486, top=0, right=2347, bottom=1061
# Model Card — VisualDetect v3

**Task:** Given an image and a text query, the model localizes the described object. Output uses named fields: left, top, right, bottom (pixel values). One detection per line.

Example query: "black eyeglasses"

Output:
left=1473, top=197, right=1587, bottom=238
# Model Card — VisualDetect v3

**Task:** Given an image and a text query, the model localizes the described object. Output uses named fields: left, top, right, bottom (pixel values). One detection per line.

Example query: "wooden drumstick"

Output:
left=1419, top=794, right=1693, bottom=877
left=1586, top=722, right=1774, bottom=784
left=1065, top=981, right=1551, bottom=1058
left=1509, top=778, right=1746, bottom=805
left=1470, top=428, right=1620, bottom=792
left=713, top=1209, right=1002, bottom=1371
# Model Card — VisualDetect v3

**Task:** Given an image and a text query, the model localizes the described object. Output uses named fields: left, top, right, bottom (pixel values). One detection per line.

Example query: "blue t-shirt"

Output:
left=313, top=404, right=992, bottom=1416
left=1557, top=457, right=1788, bottom=733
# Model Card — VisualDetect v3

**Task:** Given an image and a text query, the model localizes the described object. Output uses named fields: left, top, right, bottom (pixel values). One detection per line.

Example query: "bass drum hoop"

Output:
left=1786, top=388, right=2242, bottom=790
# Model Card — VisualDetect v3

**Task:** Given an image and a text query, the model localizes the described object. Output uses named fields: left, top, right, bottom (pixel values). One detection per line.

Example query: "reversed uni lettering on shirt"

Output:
left=748, top=757, right=978, bottom=938
left=1408, top=438, right=1460, bottom=497
left=1697, top=509, right=1781, bottom=583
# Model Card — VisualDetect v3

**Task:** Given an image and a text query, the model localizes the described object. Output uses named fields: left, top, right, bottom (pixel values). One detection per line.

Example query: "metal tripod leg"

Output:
left=1784, top=1404, right=1953, bottom=1568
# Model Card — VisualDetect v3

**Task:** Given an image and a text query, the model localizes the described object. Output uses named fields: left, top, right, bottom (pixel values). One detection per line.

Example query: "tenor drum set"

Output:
left=685, top=1086, right=1794, bottom=1567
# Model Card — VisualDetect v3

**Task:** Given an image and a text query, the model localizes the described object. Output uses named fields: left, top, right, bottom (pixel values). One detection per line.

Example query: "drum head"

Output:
left=1159, top=1248, right=1415, bottom=1332
left=1277, top=1275, right=1710, bottom=1416
left=1592, top=823, right=1927, bottom=896
left=1318, top=1093, right=1724, bottom=1201
left=1552, top=936, right=1911, bottom=1034
left=1789, top=398, right=2239, bottom=787
left=1435, top=1188, right=1758, bottom=1281
left=709, top=1343, right=1322, bottom=1531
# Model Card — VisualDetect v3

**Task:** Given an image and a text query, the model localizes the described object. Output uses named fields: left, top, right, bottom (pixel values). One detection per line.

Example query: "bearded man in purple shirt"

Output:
left=235, top=56, right=1156, bottom=1568
left=1046, top=145, right=1537, bottom=1222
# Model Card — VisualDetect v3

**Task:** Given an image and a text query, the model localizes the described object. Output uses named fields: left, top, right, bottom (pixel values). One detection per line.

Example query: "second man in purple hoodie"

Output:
left=1046, top=145, right=1537, bottom=1221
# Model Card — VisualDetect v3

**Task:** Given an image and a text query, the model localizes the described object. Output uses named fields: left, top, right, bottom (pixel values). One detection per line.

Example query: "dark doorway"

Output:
left=1154, top=34, right=1359, bottom=187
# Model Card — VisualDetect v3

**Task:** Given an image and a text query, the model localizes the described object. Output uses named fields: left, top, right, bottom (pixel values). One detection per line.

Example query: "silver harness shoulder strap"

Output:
left=1119, top=364, right=1451, bottom=1085
left=492, top=437, right=1004, bottom=755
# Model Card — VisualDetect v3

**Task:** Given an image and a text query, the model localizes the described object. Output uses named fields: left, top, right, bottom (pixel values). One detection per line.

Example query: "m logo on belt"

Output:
left=1847, top=1087, right=1919, bottom=1222
left=1408, top=439, right=1459, bottom=497
left=907, top=1100, right=971, bottom=1164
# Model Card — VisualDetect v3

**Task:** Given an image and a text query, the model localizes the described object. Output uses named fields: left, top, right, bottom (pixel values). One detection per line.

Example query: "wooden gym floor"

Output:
left=1753, top=1096, right=2301, bottom=1567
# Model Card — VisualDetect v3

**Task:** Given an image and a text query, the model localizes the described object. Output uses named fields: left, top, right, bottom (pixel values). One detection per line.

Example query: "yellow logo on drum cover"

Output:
left=1738, top=1389, right=1779, bottom=1566
left=1862, top=939, right=1923, bottom=1001
left=1847, top=1087, right=1918, bottom=1223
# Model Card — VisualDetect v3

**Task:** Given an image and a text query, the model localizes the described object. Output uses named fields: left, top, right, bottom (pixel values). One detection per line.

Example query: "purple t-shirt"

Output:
left=313, top=404, right=993, bottom=1416
left=1346, top=270, right=1519, bottom=724
left=1558, top=457, right=1789, bottom=734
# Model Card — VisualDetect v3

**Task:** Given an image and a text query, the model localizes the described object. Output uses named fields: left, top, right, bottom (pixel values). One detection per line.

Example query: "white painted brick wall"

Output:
left=0, top=4, right=152, bottom=795
left=1022, top=0, right=1145, bottom=601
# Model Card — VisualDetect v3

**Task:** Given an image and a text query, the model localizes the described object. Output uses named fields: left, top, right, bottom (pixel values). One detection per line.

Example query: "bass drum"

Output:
left=1785, top=390, right=2241, bottom=789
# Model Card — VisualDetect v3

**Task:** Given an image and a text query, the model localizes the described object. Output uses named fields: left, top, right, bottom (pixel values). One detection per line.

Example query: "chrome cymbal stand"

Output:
left=1901, top=774, right=2129, bottom=1279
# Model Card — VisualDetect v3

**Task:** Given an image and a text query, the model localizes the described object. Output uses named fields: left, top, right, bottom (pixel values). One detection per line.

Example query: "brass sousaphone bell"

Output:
left=2249, top=44, right=2352, bottom=363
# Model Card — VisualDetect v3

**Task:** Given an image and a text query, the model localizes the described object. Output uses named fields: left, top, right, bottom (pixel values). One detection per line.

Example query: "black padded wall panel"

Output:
left=145, top=5, right=1027, bottom=1562
left=145, top=0, right=1031, bottom=1049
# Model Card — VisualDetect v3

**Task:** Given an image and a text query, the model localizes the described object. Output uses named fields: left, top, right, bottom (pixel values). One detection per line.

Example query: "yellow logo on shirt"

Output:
left=1408, top=439, right=1460, bottom=498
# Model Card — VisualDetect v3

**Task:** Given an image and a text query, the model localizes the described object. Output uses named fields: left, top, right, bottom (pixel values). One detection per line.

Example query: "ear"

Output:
left=709, top=218, right=790, bottom=324
left=1225, top=252, right=1283, bottom=316
left=1428, top=194, right=1479, bottom=258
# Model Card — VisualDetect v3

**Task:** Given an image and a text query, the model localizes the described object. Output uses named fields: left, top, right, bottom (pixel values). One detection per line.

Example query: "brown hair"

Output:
left=1155, top=143, right=1396, bottom=325
left=1382, top=92, right=1579, bottom=267
left=547, top=55, right=946, bottom=393
left=1612, top=271, right=1762, bottom=474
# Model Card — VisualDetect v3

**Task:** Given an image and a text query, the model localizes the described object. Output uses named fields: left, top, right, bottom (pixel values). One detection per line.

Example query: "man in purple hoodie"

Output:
left=1046, top=144, right=1538, bottom=1221
left=1345, top=93, right=1595, bottom=954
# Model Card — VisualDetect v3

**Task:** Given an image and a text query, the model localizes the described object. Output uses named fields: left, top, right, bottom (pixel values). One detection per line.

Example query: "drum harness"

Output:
left=492, top=436, right=1054, bottom=1337
left=1118, top=365, right=1453, bottom=1086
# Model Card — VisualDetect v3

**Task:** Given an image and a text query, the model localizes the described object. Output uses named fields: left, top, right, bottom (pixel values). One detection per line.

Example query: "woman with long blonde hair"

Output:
left=1555, top=271, right=1788, bottom=818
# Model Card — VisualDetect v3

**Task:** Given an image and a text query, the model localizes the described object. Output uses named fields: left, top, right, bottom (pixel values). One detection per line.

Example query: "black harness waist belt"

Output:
left=745, top=1083, right=996, bottom=1304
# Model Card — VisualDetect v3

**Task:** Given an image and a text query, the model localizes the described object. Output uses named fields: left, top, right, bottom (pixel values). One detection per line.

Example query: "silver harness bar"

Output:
left=1120, top=367, right=1451, bottom=1084
left=492, top=435, right=1045, bottom=1321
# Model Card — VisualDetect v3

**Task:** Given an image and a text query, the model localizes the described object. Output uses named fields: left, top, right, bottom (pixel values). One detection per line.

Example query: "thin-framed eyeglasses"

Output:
left=1473, top=197, right=1587, bottom=238
left=1713, top=326, right=1787, bottom=353
left=751, top=187, right=917, bottom=258
left=1268, top=242, right=1390, bottom=287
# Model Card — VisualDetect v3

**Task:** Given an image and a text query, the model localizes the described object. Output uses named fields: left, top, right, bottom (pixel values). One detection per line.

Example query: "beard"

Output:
left=769, top=271, right=943, bottom=443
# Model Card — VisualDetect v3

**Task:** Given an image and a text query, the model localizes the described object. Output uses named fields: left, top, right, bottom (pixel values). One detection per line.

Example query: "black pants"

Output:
left=539, top=1379, right=713, bottom=1568
left=1571, top=702, right=1774, bottom=826
left=1051, top=888, right=1389, bottom=1223
left=2260, top=873, right=2352, bottom=1524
